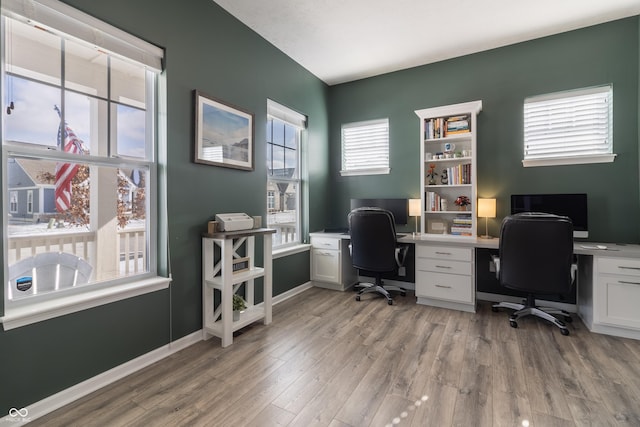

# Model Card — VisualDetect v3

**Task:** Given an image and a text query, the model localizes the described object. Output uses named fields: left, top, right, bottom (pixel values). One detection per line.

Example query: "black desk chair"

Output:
left=348, top=207, right=407, bottom=305
left=492, top=212, right=577, bottom=336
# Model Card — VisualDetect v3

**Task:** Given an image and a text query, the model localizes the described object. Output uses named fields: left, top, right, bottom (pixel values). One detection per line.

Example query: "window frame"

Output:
left=523, top=85, right=616, bottom=167
left=266, top=99, right=306, bottom=250
left=340, top=118, right=390, bottom=176
left=1, top=0, right=169, bottom=330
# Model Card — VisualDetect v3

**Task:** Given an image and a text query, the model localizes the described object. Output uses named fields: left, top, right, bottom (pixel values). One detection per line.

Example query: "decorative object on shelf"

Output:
left=455, top=195, right=471, bottom=211
left=232, top=294, right=247, bottom=321
left=441, top=199, right=448, bottom=211
left=232, top=257, right=250, bottom=274
left=441, top=170, right=448, bottom=185
left=194, top=90, right=254, bottom=171
left=427, top=163, right=438, bottom=185
left=427, top=219, right=447, bottom=234
left=477, top=198, right=497, bottom=239
left=444, top=142, right=455, bottom=153
left=409, top=198, right=421, bottom=236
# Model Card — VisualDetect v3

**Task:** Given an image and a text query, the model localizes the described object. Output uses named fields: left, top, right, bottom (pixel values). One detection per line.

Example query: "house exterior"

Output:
left=7, top=157, right=56, bottom=223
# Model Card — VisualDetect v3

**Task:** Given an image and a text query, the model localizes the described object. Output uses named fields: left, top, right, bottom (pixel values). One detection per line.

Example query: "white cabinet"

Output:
left=593, top=257, right=640, bottom=332
left=310, top=234, right=357, bottom=291
left=415, top=101, right=482, bottom=239
left=202, top=228, right=275, bottom=347
left=415, top=244, right=475, bottom=312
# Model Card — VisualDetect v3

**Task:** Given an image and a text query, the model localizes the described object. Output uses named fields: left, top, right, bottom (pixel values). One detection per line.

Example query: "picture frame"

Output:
left=194, top=90, right=254, bottom=171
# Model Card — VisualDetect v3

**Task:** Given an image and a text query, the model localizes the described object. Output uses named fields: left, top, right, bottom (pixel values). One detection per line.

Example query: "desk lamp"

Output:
left=409, top=198, right=421, bottom=236
left=477, top=198, right=496, bottom=239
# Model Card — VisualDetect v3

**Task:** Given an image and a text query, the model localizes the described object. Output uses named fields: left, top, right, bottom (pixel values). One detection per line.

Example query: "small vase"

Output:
left=459, top=206, right=467, bottom=211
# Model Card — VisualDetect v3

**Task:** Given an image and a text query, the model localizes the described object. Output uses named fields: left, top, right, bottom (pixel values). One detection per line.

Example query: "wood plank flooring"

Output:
left=30, top=287, right=640, bottom=426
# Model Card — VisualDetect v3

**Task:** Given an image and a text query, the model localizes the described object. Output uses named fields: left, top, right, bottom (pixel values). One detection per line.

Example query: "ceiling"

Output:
left=213, top=0, right=640, bottom=86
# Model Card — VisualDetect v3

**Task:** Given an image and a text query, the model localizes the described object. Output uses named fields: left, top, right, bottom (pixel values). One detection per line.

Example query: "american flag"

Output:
left=54, top=105, right=86, bottom=212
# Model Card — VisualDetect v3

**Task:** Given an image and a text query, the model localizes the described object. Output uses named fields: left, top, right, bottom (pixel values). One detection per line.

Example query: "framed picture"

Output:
left=194, top=90, right=254, bottom=170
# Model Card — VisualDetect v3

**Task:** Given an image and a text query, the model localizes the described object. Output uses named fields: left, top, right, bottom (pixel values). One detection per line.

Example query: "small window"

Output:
left=341, top=118, right=390, bottom=176
left=523, top=85, right=615, bottom=167
left=9, top=191, right=18, bottom=213
left=26, top=190, right=33, bottom=214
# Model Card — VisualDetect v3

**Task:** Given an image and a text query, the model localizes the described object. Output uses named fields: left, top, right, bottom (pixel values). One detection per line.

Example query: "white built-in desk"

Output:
left=401, top=234, right=640, bottom=340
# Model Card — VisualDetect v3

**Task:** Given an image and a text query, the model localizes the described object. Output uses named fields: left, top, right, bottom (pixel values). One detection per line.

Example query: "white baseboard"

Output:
left=1, top=282, right=313, bottom=426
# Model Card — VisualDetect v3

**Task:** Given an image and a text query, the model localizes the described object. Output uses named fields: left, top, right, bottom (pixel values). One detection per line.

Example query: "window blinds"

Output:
left=524, top=86, right=612, bottom=160
left=341, top=118, right=389, bottom=174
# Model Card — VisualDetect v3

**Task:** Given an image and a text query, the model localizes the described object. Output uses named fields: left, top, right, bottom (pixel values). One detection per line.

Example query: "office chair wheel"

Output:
left=400, top=291, right=406, bottom=297
left=387, top=299, right=393, bottom=305
left=509, top=320, right=518, bottom=328
left=560, top=328, right=570, bottom=336
left=355, top=295, right=361, bottom=301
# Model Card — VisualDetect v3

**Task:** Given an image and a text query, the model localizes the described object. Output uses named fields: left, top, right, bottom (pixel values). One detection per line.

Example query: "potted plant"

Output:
left=426, top=163, right=438, bottom=185
left=454, top=195, right=471, bottom=211
left=233, top=294, right=247, bottom=321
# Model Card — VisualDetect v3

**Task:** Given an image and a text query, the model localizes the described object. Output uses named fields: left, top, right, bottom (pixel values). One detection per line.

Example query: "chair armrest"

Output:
left=395, top=244, right=409, bottom=268
left=491, top=255, right=500, bottom=279
left=571, top=263, right=577, bottom=284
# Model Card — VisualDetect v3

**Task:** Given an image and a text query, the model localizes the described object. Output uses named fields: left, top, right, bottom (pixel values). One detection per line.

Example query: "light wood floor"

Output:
left=30, top=287, right=640, bottom=427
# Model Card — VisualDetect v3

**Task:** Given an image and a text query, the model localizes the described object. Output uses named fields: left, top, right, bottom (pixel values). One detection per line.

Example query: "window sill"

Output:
left=273, top=243, right=311, bottom=259
left=340, top=167, right=390, bottom=176
left=1, top=276, right=171, bottom=331
left=523, top=154, right=616, bottom=167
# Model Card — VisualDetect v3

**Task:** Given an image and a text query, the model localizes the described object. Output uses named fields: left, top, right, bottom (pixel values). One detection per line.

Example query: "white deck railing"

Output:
left=7, top=228, right=146, bottom=276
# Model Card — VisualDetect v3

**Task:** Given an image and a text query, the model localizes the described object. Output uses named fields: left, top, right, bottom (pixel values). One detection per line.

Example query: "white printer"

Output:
left=215, top=213, right=254, bottom=231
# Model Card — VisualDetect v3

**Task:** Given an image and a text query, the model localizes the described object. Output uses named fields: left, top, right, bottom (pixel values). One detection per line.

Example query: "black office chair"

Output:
left=492, top=212, right=577, bottom=336
left=348, top=207, right=407, bottom=305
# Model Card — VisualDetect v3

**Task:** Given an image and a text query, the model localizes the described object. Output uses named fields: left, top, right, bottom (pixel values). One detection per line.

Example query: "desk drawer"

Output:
left=310, top=236, right=340, bottom=250
left=598, top=257, right=640, bottom=278
left=416, top=271, right=473, bottom=303
left=416, top=258, right=471, bottom=276
left=416, top=245, right=472, bottom=262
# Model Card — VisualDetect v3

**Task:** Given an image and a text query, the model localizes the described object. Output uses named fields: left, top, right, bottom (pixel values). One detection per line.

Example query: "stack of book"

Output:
left=424, top=114, right=471, bottom=139
left=450, top=214, right=472, bottom=236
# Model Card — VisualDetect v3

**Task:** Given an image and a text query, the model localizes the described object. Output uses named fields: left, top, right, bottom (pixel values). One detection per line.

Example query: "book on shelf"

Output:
left=425, top=114, right=472, bottom=139
left=440, top=163, right=472, bottom=185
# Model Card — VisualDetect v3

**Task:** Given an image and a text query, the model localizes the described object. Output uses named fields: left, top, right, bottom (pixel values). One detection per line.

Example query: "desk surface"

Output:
left=311, top=231, right=640, bottom=258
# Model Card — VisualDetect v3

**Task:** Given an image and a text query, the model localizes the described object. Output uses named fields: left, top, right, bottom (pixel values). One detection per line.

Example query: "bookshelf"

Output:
left=415, top=100, right=482, bottom=239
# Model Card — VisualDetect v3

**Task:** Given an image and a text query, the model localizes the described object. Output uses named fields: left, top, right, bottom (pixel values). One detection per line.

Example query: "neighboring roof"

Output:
left=15, top=158, right=55, bottom=185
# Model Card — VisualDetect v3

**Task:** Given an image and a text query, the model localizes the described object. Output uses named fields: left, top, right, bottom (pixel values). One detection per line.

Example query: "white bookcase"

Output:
left=415, top=100, right=482, bottom=239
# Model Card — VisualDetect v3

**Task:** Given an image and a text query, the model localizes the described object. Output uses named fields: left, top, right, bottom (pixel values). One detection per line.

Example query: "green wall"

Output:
left=328, top=17, right=640, bottom=243
left=0, top=0, right=329, bottom=412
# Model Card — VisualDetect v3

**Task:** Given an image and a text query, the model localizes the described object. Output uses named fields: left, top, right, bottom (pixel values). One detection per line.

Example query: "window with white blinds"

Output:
left=523, top=85, right=615, bottom=167
left=341, top=118, right=390, bottom=176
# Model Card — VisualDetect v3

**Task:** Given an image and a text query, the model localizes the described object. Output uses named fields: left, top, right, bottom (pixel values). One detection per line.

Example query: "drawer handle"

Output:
left=435, top=284, right=452, bottom=289
left=435, top=265, right=452, bottom=269
left=317, top=252, right=333, bottom=256
left=618, top=266, right=640, bottom=271
left=618, top=280, right=640, bottom=285
left=435, top=251, right=452, bottom=255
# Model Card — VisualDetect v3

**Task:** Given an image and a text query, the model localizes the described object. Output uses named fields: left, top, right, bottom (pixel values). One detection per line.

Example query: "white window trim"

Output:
left=1, top=276, right=170, bottom=330
left=340, top=118, right=390, bottom=176
left=523, top=85, right=614, bottom=167
left=273, top=243, right=311, bottom=259
left=2, top=2, right=166, bottom=322
left=266, top=99, right=306, bottom=249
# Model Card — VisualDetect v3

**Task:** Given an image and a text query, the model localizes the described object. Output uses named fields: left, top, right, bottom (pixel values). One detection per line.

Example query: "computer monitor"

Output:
left=510, top=193, right=588, bottom=238
left=350, top=198, right=408, bottom=225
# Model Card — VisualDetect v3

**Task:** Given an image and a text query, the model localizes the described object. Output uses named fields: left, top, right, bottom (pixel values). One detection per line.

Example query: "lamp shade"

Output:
left=409, top=199, right=421, bottom=217
left=477, top=198, right=496, bottom=218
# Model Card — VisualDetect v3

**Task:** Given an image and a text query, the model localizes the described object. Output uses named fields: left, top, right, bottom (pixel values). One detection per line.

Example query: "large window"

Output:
left=341, top=118, right=390, bottom=176
left=266, top=100, right=306, bottom=249
left=2, top=0, right=166, bottom=328
left=523, top=85, right=615, bottom=167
